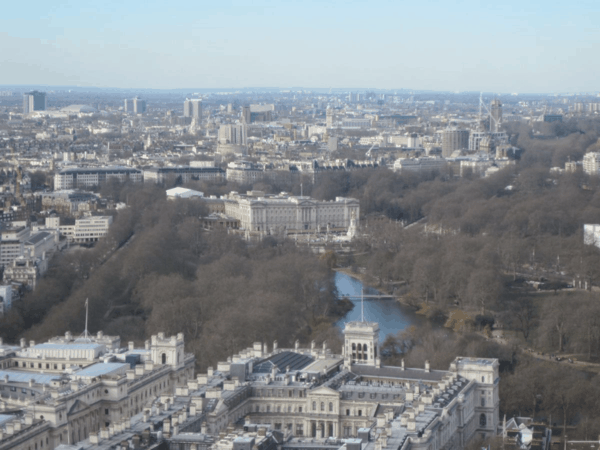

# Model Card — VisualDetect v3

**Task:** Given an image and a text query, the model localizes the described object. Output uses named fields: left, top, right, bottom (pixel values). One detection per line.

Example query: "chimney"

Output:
left=144, top=340, right=150, bottom=350
left=97, top=330, right=104, bottom=338
left=20, top=338, right=26, bottom=348
left=273, top=340, right=278, bottom=352
left=401, top=359, right=405, bottom=370
left=29, top=340, right=35, bottom=347
left=295, top=340, right=300, bottom=351
left=128, top=341, right=135, bottom=351
left=323, top=341, right=327, bottom=352
left=425, top=360, right=430, bottom=373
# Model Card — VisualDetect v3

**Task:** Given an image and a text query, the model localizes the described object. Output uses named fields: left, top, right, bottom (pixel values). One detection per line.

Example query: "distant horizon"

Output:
left=1, top=84, right=599, bottom=97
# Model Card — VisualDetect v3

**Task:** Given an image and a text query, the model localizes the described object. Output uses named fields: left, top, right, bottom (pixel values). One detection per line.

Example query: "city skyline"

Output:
left=2, top=0, right=600, bottom=93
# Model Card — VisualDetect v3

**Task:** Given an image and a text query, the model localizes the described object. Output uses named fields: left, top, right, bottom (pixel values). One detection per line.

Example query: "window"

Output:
left=289, top=391, right=293, bottom=398
left=346, top=409, right=350, bottom=416
left=481, top=397, right=485, bottom=407
left=329, top=402, right=333, bottom=412
left=105, top=409, right=109, bottom=415
left=480, top=413, right=487, bottom=427
left=296, top=424, right=304, bottom=436
left=481, top=376, right=485, bottom=383
left=313, top=401, right=317, bottom=411
left=358, top=410, right=362, bottom=416
left=321, top=402, right=325, bottom=411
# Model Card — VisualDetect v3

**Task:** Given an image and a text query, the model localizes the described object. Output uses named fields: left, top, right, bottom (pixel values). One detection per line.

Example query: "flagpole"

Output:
left=84, top=298, right=89, bottom=340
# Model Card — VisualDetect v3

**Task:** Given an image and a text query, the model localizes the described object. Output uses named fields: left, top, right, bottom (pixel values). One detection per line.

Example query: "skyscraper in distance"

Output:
left=490, top=99, right=502, bottom=132
left=23, top=91, right=46, bottom=114
left=183, top=99, right=202, bottom=119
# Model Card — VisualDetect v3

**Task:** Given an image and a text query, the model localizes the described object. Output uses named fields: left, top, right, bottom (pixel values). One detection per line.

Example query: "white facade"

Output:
left=54, top=167, right=142, bottom=190
left=167, top=187, right=204, bottom=199
left=583, top=152, right=600, bottom=176
left=584, top=224, right=600, bottom=247
left=60, top=216, right=113, bottom=243
left=224, top=191, right=360, bottom=233
left=393, top=157, right=447, bottom=173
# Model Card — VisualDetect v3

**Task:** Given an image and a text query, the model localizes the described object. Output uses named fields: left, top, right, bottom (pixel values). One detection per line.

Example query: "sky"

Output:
left=1, top=0, right=599, bottom=93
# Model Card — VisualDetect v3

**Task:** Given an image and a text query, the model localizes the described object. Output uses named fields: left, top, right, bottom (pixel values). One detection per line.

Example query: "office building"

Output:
left=393, top=157, right=447, bottom=174
left=22, top=91, right=46, bottom=114
left=441, top=129, right=469, bottom=157
left=241, top=106, right=251, bottom=124
left=54, top=167, right=143, bottom=190
left=184, top=99, right=202, bottom=119
left=143, top=166, right=225, bottom=184
left=0, top=331, right=194, bottom=450
left=219, top=124, right=247, bottom=146
left=133, top=97, right=146, bottom=114
left=124, top=98, right=146, bottom=114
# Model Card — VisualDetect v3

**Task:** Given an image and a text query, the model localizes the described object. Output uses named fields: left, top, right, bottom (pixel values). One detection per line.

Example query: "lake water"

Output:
left=335, top=271, right=429, bottom=342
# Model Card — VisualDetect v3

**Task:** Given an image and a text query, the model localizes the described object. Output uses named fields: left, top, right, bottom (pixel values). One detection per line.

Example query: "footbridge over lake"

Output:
left=340, top=294, right=396, bottom=300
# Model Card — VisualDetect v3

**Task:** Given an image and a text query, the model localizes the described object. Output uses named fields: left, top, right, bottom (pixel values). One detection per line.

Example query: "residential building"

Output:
left=22, top=91, right=46, bottom=114
left=441, top=129, right=469, bottom=157
left=218, top=124, right=247, bottom=146
left=184, top=99, right=202, bottom=119
left=583, top=152, right=600, bottom=176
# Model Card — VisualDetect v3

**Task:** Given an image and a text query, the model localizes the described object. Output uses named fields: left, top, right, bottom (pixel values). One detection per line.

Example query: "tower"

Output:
left=23, top=91, right=46, bottom=114
left=133, top=97, right=147, bottom=114
left=184, top=99, right=202, bottom=119
left=452, top=357, right=500, bottom=440
left=326, top=107, right=334, bottom=128
left=151, top=332, right=185, bottom=369
left=342, top=321, right=380, bottom=368
left=442, top=129, right=469, bottom=157
left=241, top=106, right=251, bottom=124
left=490, top=99, right=502, bottom=132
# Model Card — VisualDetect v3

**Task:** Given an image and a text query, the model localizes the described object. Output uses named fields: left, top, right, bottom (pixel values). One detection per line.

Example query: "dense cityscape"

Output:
left=0, top=84, right=600, bottom=450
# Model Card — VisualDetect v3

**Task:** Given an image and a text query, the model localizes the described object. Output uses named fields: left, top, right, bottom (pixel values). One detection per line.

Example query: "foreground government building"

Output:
left=0, top=320, right=499, bottom=450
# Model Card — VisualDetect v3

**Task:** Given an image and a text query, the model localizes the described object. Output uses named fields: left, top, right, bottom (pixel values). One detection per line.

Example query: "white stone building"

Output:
left=224, top=191, right=360, bottom=234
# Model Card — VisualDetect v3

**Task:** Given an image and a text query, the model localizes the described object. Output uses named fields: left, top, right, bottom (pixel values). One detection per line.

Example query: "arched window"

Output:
left=313, top=401, right=317, bottom=411
left=363, top=344, right=368, bottom=353
left=480, top=413, right=487, bottom=427
left=329, top=402, right=333, bottom=412
left=357, top=343, right=362, bottom=351
left=162, top=353, right=167, bottom=364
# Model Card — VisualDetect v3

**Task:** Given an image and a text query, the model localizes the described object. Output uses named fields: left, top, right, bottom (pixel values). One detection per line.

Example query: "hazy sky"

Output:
left=1, top=0, right=599, bottom=93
